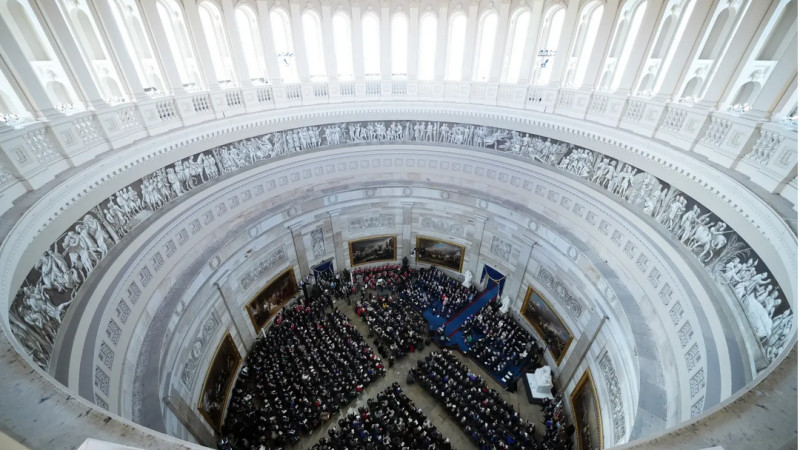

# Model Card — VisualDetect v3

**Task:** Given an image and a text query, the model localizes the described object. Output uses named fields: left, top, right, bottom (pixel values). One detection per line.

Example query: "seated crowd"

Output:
left=462, top=301, right=537, bottom=385
left=353, top=264, right=414, bottom=295
left=541, top=395, right=574, bottom=449
left=411, top=350, right=536, bottom=450
left=407, top=266, right=479, bottom=318
left=311, top=383, right=452, bottom=450
left=222, top=298, right=384, bottom=449
left=354, top=293, right=430, bottom=363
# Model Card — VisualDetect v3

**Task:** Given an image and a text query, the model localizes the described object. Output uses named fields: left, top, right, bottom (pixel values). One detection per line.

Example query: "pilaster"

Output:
left=328, top=209, right=346, bottom=270
left=256, top=0, right=283, bottom=84
left=407, top=2, right=420, bottom=80
left=288, top=1, right=311, bottom=83
left=518, top=0, right=543, bottom=83
left=220, top=0, right=253, bottom=88
left=401, top=202, right=413, bottom=259
left=468, top=214, right=488, bottom=276
left=433, top=0, right=449, bottom=80
left=287, top=221, right=311, bottom=277
left=138, top=0, right=188, bottom=94
left=320, top=0, right=338, bottom=81
left=546, top=0, right=580, bottom=86
left=214, top=274, right=256, bottom=349
left=488, top=0, right=511, bottom=83
left=461, top=0, right=479, bottom=81
left=165, top=385, right=216, bottom=446
left=504, top=237, right=535, bottom=311
left=556, top=314, right=606, bottom=387
left=351, top=4, right=365, bottom=80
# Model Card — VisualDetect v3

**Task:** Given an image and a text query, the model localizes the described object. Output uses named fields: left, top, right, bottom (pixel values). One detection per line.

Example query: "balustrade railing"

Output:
left=0, top=80, right=795, bottom=212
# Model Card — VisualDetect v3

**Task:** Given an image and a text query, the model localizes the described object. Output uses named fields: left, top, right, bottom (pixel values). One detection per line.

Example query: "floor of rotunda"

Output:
left=284, top=294, right=548, bottom=449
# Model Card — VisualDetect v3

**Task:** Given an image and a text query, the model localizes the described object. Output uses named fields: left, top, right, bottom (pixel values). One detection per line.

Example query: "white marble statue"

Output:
left=500, top=295, right=511, bottom=314
left=462, top=270, right=473, bottom=288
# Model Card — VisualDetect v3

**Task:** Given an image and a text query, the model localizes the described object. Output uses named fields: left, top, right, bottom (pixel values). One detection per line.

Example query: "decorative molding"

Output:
left=310, top=227, right=325, bottom=258
left=238, top=247, right=288, bottom=292
left=536, top=267, right=583, bottom=318
left=490, top=236, right=513, bottom=261
left=180, top=314, right=220, bottom=387
left=419, top=216, right=466, bottom=237
left=347, top=215, right=394, bottom=232
left=599, top=352, right=625, bottom=444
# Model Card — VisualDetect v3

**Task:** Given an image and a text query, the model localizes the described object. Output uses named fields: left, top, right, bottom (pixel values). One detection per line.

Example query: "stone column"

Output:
left=461, top=0, right=479, bottom=81
left=578, top=0, right=619, bottom=90
left=650, top=0, right=713, bottom=100
left=556, top=314, right=606, bottom=387
left=697, top=0, right=773, bottom=109
left=504, top=237, right=535, bottom=309
left=255, top=0, right=283, bottom=84
left=517, top=0, right=544, bottom=83
left=468, top=214, right=488, bottom=275
left=181, top=0, right=221, bottom=90
left=407, top=2, right=420, bottom=80
left=380, top=3, right=391, bottom=80
left=139, top=0, right=188, bottom=93
left=745, top=34, right=798, bottom=120
left=33, top=0, right=109, bottom=110
left=320, top=0, right=338, bottom=81
left=328, top=210, right=347, bottom=269
left=488, top=0, right=511, bottom=83
left=0, top=15, right=62, bottom=120
left=287, top=222, right=311, bottom=277
left=165, top=385, right=216, bottom=446
left=433, top=0, right=449, bottom=80
left=611, top=2, right=661, bottom=95
left=401, top=203, right=413, bottom=258
left=288, top=0, right=311, bottom=82
left=546, top=0, right=580, bottom=87
left=88, top=0, right=150, bottom=100
left=214, top=273, right=256, bottom=348
left=351, top=4, right=365, bottom=80
left=220, top=0, right=253, bottom=87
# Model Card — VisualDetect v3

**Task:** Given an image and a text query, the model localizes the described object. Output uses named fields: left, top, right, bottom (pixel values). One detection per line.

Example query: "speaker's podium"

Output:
left=524, top=366, right=554, bottom=405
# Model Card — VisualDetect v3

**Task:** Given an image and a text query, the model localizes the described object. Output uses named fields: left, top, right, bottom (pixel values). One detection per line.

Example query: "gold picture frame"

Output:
left=348, top=235, right=397, bottom=266
left=570, top=369, right=603, bottom=450
left=415, top=236, right=466, bottom=272
left=197, top=332, right=241, bottom=432
left=520, top=285, right=574, bottom=365
left=245, top=267, right=298, bottom=333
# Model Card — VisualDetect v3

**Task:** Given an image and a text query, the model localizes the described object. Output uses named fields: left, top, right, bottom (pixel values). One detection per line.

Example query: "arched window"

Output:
left=473, top=11, right=498, bottom=81
left=757, top=0, right=797, bottom=61
left=109, top=0, right=164, bottom=92
left=59, top=0, right=126, bottom=100
left=567, top=2, right=603, bottom=87
left=6, top=0, right=49, bottom=61
left=699, top=8, right=729, bottom=60
left=157, top=0, right=201, bottom=87
left=445, top=13, right=467, bottom=81
left=362, top=13, right=380, bottom=77
left=235, top=5, right=267, bottom=82
left=418, top=14, right=437, bottom=80
left=332, top=13, right=353, bottom=79
left=535, top=6, right=565, bottom=84
left=391, top=13, right=408, bottom=77
left=609, top=1, right=646, bottom=90
left=302, top=10, right=327, bottom=80
left=198, top=1, right=233, bottom=84
left=0, top=69, right=30, bottom=118
left=270, top=9, right=298, bottom=83
left=501, top=10, right=531, bottom=83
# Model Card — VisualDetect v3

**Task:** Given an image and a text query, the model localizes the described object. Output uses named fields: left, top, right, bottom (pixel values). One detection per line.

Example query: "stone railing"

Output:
left=0, top=81, right=795, bottom=216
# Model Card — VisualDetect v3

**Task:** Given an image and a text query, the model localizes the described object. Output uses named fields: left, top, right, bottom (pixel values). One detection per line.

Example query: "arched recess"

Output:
left=601, top=0, right=648, bottom=91
left=445, top=12, right=467, bottom=81
left=473, top=9, right=498, bottom=81
left=234, top=5, right=267, bottom=82
left=731, top=81, right=760, bottom=106
left=566, top=1, right=604, bottom=87
left=698, top=8, right=730, bottom=60
left=156, top=0, right=202, bottom=87
left=198, top=1, right=234, bottom=84
left=417, top=13, right=437, bottom=80
left=501, top=8, right=531, bottom=83
left=332, top=12, right=353, bottom=79
left=391, top=12, right=408, bottom=77
left=362, top=13, right=381, bottom=77
left=107, top=0, right=165, bottom=93
left=269, top=8, right=298, bottom=83
left=301, top=9, right=327, bottom=80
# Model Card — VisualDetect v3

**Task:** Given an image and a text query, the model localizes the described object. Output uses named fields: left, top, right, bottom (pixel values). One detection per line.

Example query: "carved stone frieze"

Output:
left=599, top=352, right=625, bottom=444
left=419, top=216, right=466, bottom=237
left=239, top=247, right=288, bottom=291
left=347, top=215, right=394, bottom=232
left=180, top=314, right=220, bottom=387
left=490, top=236, right=512, bottom=261
left=536, top=267, right=582, bottom=318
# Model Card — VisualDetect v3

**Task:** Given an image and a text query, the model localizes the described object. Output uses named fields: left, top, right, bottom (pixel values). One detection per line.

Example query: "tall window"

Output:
left=473, top=11, right=498, bottom=81
left=235, top=6, right=267, bottom=82
left=302, top=11, right=327, bottom=80
left=109, top=0, right=165, bottom=92
left=391, top=14, right=408, bottom=77
left=609, top=0, right=647, bottom=90
left=535, top=6, right=565, bottom=84
left=157, top=0, right=201, bottom=87
left=270, top=9, right=298, bottom=82
left=502, top=10, right=531, bottom=82
left=59, top=0, right=126, bottom=99
left=198, top=1, right=234, bottom=84
left=362, top=14, right=380, bottom=77
left=445, top=13, right=467, bottom=81
left=418, top=14, right=437, bottom=80
left=568, top=2, right=603, bottom=87
left=332, top=13, right=353, bottom=79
